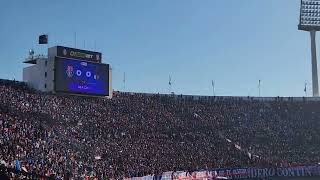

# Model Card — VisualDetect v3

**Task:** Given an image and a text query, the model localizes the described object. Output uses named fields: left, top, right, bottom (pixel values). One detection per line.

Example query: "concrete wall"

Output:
left=23, top=58, right=54, bottom=92
left=23, top=65, right=39, bottom=90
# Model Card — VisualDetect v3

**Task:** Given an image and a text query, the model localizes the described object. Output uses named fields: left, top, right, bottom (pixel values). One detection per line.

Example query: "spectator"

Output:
left=0, top=79, right=319, bottom=179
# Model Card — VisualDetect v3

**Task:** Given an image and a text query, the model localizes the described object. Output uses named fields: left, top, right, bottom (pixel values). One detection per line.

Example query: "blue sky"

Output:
left=0, top=0, right=314, bottom=96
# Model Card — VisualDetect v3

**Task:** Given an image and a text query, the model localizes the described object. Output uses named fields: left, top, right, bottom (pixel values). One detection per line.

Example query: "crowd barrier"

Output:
left=124, top=165, right=320, bottom=180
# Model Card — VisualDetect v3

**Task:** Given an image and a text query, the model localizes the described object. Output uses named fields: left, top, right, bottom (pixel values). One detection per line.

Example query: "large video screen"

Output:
left=54, top=57, right=109, bottom=96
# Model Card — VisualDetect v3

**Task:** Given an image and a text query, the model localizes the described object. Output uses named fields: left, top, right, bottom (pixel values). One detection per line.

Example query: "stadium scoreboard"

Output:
left=23, top=46, right=112, bottom=97
left=54, top=57, right=109, bottom=96
left=53, top=46, right=109, bottom=96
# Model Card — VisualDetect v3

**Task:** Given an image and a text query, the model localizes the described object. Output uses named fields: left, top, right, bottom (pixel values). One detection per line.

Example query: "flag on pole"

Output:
left=123, top=72, right=126, bottom=83
left=212, top=80, right=215, bottom=96
left=39, top=34, right=48, bottom=44
left=123, top=72, right=126, bottom=91
left=169, top=75, right=172, bottom=85
left=304, top=82, right=307, bottom=93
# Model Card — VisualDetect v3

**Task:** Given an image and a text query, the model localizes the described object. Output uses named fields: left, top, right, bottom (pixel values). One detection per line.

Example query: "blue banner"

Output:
left=15, top=160, right=21, bottom=171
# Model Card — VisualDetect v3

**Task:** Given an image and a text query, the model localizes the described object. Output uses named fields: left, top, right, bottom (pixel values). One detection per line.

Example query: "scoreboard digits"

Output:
left=54, top=57, right=109, bottom=96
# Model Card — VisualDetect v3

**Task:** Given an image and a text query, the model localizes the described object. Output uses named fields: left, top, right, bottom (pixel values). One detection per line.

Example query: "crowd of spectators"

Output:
left=0, top=79, right=319, bottom=179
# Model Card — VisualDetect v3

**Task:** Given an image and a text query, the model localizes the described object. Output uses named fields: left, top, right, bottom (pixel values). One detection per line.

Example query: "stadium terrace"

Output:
left=0, top=79, right=320, bottom=179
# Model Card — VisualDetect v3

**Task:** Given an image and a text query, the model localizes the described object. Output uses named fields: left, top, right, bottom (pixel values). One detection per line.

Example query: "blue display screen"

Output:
left=54, top=57, right=109, bottom=96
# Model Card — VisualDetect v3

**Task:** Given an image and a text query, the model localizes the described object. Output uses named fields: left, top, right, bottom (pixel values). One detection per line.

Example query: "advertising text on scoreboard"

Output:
left=56, top=46, right=102, bottom=63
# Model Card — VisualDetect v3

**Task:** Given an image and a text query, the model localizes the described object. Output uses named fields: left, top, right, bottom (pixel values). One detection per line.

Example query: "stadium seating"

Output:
left=0, top=79, right=319, bottom=179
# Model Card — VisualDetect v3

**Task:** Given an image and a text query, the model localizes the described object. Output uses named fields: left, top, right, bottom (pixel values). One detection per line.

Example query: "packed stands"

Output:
left=0, top=79, right=320, bottom=179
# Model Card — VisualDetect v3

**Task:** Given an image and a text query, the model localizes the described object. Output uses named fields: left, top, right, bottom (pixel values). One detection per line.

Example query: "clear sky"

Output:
left=0, top=0, right=315, bottom=97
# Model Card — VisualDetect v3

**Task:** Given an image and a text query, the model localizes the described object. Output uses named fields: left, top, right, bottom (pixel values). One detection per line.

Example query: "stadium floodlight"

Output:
left=299, top=0, right=320, bottom=97
left=299, top=0, right=320, bottom=31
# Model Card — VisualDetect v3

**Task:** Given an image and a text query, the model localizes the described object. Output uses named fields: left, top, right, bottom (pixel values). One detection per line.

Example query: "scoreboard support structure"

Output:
left=23, top=46, right=112, bottom=98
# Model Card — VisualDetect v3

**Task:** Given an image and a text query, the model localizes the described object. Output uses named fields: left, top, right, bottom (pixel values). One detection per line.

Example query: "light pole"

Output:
left=299, top=0, right=320, bottom=97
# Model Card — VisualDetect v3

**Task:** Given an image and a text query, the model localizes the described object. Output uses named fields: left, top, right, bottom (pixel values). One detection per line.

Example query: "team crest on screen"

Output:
left=63, top=49, right=67, bottom=56
left=66, top=65, right=74, bottom=78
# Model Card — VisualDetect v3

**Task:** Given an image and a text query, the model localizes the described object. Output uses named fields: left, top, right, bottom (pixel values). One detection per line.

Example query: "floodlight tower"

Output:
left=299, top=0, right=320, bottom=97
